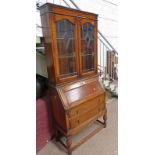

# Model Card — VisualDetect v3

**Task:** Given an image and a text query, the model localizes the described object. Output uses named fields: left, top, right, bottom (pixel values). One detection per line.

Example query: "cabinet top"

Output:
left=39, top=3, right=98, bottom=20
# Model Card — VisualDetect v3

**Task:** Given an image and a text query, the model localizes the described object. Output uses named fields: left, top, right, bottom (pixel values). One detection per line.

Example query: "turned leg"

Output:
left=103, top=107, right=107, bottom=128
left=66, top=136, right=72, bottom=155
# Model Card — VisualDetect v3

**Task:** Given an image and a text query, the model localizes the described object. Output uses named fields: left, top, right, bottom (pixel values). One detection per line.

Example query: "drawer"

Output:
left=70, top=104, right=104, bottom=129
left=69, top=95, right=105, bottom=118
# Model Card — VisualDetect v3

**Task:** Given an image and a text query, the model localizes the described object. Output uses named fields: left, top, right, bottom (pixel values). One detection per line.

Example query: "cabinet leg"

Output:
left=66, top=136, right=72, bottom=155
left=103, top=108, right=107, bottom=128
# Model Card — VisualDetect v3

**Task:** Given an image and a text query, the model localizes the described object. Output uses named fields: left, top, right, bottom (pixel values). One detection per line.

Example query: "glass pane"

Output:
left=56, top=19, right=77, bottom=78
left=81, top=23, right=94, bottom=72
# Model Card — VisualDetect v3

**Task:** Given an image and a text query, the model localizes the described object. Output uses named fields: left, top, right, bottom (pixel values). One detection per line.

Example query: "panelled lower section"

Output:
left=54, top=76, right=106, bottom=136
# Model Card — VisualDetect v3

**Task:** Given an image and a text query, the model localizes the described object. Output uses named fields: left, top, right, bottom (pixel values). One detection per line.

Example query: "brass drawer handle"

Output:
left=98, top=98, right=101, bottom=103
left=76, top=110, right=79, bottom=114
left=77, top=120, right=80, bottom=124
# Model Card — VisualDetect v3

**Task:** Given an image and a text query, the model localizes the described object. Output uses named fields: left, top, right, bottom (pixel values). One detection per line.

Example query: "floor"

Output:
left=37, top=98, right=118, bottom=155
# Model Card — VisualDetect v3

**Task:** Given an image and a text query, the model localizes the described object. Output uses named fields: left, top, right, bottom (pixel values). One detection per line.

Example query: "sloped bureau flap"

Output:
left=57, top=76, right=105, bottom=109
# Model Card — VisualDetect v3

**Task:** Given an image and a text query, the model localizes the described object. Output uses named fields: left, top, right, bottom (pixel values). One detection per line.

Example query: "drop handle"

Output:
left=76, top=110, right=79, bottom=114
left=77, top=120, right=80, bottom=124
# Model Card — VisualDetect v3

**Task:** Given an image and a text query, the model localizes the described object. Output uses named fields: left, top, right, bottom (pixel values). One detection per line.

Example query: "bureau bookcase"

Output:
left=39, top=3, right=107, bottom=155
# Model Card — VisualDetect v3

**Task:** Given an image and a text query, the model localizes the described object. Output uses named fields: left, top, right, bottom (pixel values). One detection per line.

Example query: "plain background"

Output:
left=0, top=0, right=155, bottom=155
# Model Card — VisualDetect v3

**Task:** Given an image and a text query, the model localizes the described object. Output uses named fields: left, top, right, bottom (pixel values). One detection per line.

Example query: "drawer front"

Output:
left=69, top=95, right=105, bottom=129
left=60, top=78, right=104, bottom=105
left=69, top=95, right=105, bottom=117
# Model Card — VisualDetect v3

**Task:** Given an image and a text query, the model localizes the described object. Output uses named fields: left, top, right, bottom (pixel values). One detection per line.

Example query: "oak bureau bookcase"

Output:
left=39, top=3, right=107, bottom=155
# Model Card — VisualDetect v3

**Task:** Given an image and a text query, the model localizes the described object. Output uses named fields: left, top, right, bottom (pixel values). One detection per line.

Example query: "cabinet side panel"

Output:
left=51, top=88, right=67, bottom=133
left=40, top=8, right=56, bottom=84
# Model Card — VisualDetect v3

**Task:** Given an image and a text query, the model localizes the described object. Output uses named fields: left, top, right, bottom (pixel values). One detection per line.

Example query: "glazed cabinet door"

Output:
left=52, top=15, right=79, bottom=82
left=79, top=18, right=97, bottom=76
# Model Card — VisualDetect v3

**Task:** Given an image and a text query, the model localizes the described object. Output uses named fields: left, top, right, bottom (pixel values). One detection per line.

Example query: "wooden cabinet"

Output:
left=39, top=3, right=106, bottom=155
